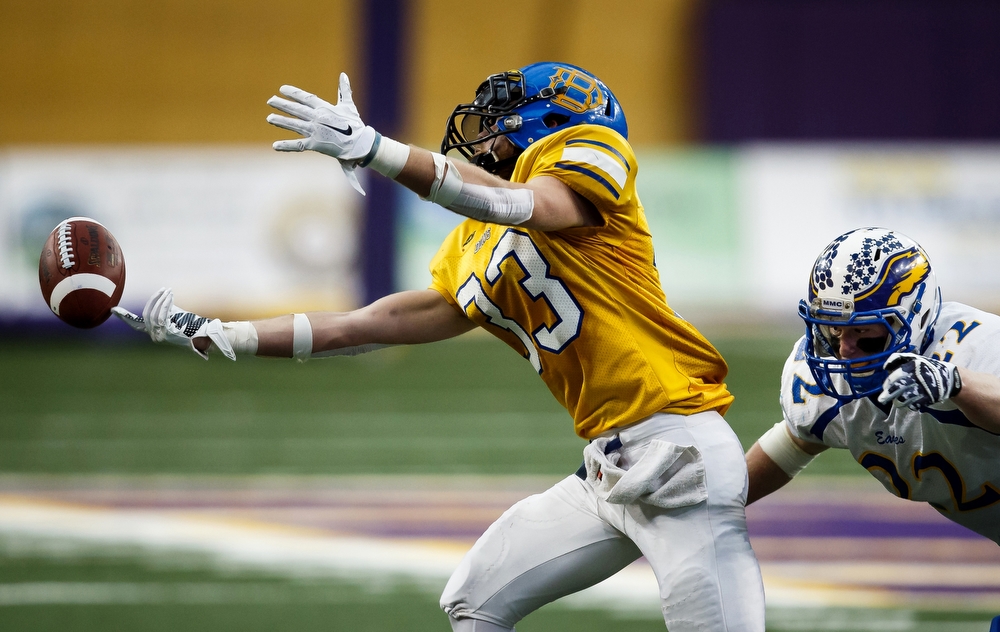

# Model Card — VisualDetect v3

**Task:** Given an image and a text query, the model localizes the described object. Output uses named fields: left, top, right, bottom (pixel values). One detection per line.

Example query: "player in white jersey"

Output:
left=116, top=62, right=765, bottom=630
left=746, top=227, right=1000, bottom=543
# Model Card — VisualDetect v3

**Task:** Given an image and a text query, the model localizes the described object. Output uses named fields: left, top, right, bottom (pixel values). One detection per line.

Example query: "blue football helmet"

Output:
left=441, top=61, right=628, bottom=175
left=799, top=227, right=942, bottom=401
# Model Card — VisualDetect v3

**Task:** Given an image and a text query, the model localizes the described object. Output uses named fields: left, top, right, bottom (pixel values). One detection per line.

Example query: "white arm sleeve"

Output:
left=424, top=153, right=534, bottom=225
left=757, top=421, right=818, bottom=478
left=450, top=182, right=534, bottom=225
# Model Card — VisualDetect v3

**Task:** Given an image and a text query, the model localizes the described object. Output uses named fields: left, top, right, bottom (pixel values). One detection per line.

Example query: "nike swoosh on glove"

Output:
left=266, top=73, right=377, bottom=196
left=878, top=352, right=962, bottom=410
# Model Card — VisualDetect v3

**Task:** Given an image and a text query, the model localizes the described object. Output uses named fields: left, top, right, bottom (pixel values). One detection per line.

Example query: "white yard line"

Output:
left=0, top=496, right=997, bottom=614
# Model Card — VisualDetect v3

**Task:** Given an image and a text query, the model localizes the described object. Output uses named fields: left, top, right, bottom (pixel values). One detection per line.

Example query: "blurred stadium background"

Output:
left=2, top=0, right=999, bottom=630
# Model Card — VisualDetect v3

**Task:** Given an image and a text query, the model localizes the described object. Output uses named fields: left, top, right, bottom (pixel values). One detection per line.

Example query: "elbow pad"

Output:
left=425, top=153, right=534, bottom=225
left=757, top=421, right=817, bottom=477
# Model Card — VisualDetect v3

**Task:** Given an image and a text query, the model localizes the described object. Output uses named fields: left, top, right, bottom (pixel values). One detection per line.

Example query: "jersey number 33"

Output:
left=455, top=229, right=583, bottom=374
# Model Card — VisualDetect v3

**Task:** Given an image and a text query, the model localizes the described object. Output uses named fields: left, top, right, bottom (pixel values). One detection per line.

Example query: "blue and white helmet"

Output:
left=799, top=227, right=942, bottom=400
left=441, top=61, right=627, bottom=174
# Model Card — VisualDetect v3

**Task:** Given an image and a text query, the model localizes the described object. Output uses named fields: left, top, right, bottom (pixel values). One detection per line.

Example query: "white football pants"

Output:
left=440, top=411, right=765, bottom=632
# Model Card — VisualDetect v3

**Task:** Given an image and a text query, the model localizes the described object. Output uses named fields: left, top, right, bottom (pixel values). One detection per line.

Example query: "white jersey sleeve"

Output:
left=927, top=302, right=1000, bottom=378
left=778, top=336, right=848, bottom=449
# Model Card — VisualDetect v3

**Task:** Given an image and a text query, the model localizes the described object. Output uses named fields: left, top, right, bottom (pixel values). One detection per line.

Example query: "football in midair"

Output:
left=38, top=217, right=126, bottom=328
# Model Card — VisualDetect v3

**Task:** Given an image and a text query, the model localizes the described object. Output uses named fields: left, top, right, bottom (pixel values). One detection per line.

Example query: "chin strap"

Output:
left=471, top=150, right=519, bottom=176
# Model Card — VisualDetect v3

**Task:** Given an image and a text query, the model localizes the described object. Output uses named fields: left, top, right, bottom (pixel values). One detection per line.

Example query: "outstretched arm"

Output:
left=266, top=74, right=601, bottom=232
left=745, top=422, right=827, bottom=505
left=745, top=443, right=790, bottom=506
left=391, top=146, right=601, bottom=232
left=950, top=369, right=1000, bottom=434
left=250, top=289, right=476, bottom=358
left=115, top=288, right=476, bottom=360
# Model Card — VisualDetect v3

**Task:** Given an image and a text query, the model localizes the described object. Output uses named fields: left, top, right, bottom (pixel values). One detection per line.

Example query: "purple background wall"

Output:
left=361, top=0, right=407, bottom=304
left=701, top=0, right=1000, bottom=141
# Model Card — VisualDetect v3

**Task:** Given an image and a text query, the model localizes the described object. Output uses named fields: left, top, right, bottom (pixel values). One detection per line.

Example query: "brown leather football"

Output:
left=38, top=217, right=126, bottom=328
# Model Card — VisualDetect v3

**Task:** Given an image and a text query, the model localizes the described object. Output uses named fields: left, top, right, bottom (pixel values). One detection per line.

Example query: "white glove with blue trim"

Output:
left=878, top=352, right=962, bottom=410
left=111, top=288, right=235, bottom=361
left=266, top=73, right=377, bottom=196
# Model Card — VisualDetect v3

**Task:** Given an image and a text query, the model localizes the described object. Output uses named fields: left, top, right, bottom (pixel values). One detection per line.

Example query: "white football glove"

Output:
left=878, top=352, right=962, bottom=410
left=266, top=73, right=377, bottom=196
left=111, top=288, right=235, bottom=361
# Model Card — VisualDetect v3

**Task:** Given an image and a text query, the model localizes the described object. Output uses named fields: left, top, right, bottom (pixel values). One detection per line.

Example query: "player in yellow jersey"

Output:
left=115, top=62, right=765, bottom=631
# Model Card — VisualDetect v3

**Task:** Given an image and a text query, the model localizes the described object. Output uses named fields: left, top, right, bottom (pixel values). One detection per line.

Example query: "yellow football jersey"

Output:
left=429, top=124, right=733, bottom=439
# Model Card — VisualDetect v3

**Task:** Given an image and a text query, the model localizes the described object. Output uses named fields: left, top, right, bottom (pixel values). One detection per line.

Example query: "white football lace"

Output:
left=56, top=221, right=75, bottom=269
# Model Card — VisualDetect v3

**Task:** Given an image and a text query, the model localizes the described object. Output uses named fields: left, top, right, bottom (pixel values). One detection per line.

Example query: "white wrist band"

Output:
left=365, top=134, right=410, bottom=178
left=757, top=421, right=817, bottom=477
left=222, top=321, right=258, bottom=356
left=292, top=313, right=313, bottom=362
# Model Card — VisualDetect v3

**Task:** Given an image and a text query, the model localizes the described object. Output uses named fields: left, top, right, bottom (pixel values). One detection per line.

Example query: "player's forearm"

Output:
left=383, top=144, right=432, bottom=197
left=250, top=311, right=394, bottom=359
left=389, top=147, right=595, bottom=231
left=746, top=421, right=827, bottom=505
left=370, top=141, right=545, bottom=228
left=246, top=290, right=474, bottom=359
left=392, top=145, right=515, bottom=196
left=953, top=368, right=1000, bottom=433
left=250, top=314, right=294, bottom=357
left=192, top=311, right=375, bottom=359
left=745, top=443, right=793, bottom=505
left=309, top=297, right=472, bottom=352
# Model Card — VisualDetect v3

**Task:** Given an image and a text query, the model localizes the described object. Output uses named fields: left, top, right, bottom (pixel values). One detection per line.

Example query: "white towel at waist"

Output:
left=583, top=436, right=708, bottom=509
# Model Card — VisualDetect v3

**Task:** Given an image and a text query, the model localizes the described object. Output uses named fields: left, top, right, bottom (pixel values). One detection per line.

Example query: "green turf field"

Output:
left=2, top=334, right=990, bottom=632
left=0, top=550, right=672, bottom=632
left=0, top=333, right=860, bottom=476
left=0, top=544, right=992, bottom=632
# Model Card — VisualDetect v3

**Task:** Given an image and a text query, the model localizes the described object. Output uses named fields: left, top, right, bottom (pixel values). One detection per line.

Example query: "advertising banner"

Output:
left=4, top=144, right=1000, bottom=328
left=740, top=145, right=1000, bottom=316
left=0, top=147, right=361, bottom=322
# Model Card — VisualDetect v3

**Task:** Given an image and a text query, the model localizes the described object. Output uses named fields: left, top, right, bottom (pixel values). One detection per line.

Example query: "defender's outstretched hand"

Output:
left=267, top=73, right=377, bottom=195
left=111, top=288, right=235, bottom=361
left=878, top=352, right=961, bottom=410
